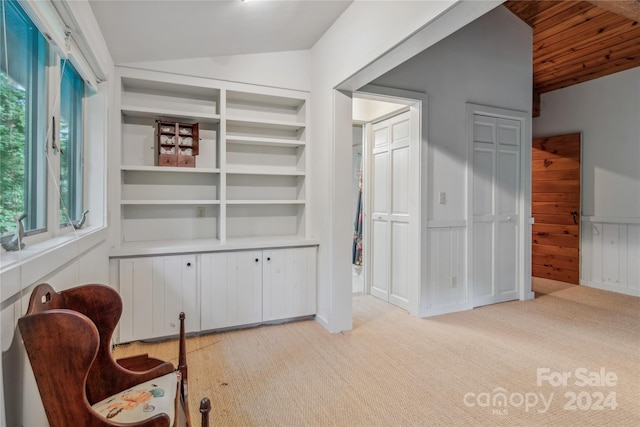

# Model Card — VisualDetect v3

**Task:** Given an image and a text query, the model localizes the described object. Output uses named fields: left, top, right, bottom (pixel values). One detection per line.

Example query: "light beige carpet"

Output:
left=114, top=285, right=640, bottom=426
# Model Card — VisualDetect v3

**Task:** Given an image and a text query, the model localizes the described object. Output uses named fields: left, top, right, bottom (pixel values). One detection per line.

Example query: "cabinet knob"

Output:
left=186, top=262, right=192, bottom=267
left=255, top=258, right=259, bottom=263
left=267, top=257, right=271, bottom=261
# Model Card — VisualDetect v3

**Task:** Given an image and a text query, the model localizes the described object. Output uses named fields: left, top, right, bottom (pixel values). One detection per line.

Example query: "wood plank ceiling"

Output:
left=504, top=0, right=640, bottom=98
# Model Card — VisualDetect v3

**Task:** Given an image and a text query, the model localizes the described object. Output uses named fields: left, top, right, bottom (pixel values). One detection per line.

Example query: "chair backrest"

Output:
left=19, top=283, right=209, bottom=427
left=18, top=308, right=102, bottom=426
left=23, top=283, right=175, bottom=403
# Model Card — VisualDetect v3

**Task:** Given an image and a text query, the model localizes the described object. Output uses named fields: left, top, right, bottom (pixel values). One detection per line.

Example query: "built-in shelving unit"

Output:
left=112, top=69, right=316, bottom=342
left=113, top=67, right=311, bottom=256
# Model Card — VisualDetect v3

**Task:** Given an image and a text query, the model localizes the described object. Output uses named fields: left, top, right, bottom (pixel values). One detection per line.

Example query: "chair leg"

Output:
left=200, top=398, right=211, bottom=427
left=178, top=312, right=211, bottom=427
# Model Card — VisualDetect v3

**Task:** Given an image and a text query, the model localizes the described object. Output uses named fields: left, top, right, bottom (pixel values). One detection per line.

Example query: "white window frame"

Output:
left=0, top=0, right=109, bottom=299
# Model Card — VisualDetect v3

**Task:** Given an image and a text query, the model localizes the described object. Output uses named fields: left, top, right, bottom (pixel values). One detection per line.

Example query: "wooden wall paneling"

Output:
left=532, top=180, right=580, bottom=193
left=532, top=253, right=579, bottom=271
left=532, top=133, right=581, bottom=284
left=533, top=3, right=604, bottom=41
left=533, top=14, right=633, bottom=64
left=534, top=16, right=639, bottom=72
left=533, top=192, right=580, bottom=202
left=535, top=36, right=640, bottom=83
left=587, top=0, right=640, bottom=22
left=533, top=213, right=578, bottom=225
left=532, top=264, right=580, bottom=283
left=505, top=0, right=640, bottom=95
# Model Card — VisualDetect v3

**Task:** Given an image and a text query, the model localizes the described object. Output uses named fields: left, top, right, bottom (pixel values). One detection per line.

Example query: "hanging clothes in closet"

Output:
left=352, top=168, right=363, bottom=266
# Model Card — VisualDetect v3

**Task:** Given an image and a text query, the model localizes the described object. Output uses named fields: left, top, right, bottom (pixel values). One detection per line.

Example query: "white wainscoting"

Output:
left=421, top=221, right=471, bottom=316
left=581, top=217, right=640, bottom=297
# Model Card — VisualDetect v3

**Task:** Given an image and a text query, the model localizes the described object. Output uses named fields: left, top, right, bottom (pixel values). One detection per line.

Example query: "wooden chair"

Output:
left=18, top=283, right=211, bottom=427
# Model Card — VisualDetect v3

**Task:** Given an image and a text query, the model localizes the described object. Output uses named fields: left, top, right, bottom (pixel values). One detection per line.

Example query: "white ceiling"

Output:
left=89, top=0, right=353, bottom=64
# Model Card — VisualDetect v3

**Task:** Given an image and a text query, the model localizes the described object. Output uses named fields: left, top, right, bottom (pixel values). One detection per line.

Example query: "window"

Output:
left=59, top=61, right=84, bottom=225
left=1, top=0, right=97, bottom=254
left=0, top=0, right=47, bottom=236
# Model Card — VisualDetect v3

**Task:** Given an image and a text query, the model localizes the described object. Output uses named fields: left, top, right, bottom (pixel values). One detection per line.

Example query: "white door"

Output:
left=369, top=111, right=411, bottom=310
left=472, top=114, right=521, bottom=307
left=200, top=251, right=263, bottom=330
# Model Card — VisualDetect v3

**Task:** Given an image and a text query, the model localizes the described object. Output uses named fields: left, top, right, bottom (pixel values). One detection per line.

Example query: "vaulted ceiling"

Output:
left=504, top=0, right=640, bottom=97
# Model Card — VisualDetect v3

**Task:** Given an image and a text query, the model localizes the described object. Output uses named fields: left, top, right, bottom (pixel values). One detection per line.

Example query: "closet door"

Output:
left=369, top=112, right=411, bottom=310
left=472, top=114, right=521, bottom=307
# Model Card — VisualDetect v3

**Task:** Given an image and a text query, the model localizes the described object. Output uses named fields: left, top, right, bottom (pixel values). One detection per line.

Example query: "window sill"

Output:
left=0, top=226, right=108, bottom=304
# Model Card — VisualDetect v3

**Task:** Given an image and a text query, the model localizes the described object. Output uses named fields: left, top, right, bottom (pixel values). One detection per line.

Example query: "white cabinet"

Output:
left=263, top=247, right=317, bottom=321
left=119, top=255, right=198, bottom=342
left=200, top=246, right=317, bottom=331
left=118, top=246, right=317, bottom=342
left=200, top=251, right=263, bottom=330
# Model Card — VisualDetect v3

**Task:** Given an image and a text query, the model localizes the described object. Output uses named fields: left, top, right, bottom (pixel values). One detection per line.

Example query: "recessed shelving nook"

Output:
left=111, top=68, right=316, bottom=342
left=112, top=67, right=313, bottom=257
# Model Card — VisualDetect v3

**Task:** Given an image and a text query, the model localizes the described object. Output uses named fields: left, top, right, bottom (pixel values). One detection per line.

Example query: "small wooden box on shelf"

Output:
left=156, top=120, right=200, bottom=167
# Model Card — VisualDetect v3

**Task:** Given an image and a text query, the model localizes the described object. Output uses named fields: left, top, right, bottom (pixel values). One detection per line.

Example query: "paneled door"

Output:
left=532, top=133, right=581, bottom=284
left=370, top=111, right=411, bottom=310
left=472, top=114, right=522, bottom=307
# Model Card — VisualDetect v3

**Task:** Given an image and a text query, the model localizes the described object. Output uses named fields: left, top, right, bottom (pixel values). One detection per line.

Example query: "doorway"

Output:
left=531, top=133, right=581, bottom=285
left=352, top=91, right=422, bottom=313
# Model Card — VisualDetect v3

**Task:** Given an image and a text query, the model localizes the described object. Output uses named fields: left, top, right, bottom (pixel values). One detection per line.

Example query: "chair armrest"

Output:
left=117, top=354, right=173, bottom=372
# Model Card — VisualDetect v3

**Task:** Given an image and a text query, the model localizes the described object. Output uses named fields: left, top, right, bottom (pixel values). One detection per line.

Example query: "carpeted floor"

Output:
left=114, top=285, right=640, bottom=426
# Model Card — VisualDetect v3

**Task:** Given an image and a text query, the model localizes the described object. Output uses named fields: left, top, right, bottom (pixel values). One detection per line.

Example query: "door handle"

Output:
left=571, top=211, right=578, bottom=225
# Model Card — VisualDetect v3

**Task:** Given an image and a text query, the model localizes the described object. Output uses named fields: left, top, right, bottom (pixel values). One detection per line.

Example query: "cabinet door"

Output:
left=119, top=255, right=198, bottom=342
left=200, top=251, right=262, bottom=330
left=262, top=247, right=317, bottom=322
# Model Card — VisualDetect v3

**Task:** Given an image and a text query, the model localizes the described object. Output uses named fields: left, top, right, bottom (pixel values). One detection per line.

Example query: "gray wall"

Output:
left=372, top=6, right=533, bottom=313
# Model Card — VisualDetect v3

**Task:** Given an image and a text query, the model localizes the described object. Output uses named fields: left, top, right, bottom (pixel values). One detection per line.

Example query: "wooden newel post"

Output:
left=200, top=398, right=211, bottom=427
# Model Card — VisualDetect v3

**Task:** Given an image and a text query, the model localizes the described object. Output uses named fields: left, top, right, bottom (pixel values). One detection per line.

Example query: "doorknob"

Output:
left=571, top=211, right=578, bottom=224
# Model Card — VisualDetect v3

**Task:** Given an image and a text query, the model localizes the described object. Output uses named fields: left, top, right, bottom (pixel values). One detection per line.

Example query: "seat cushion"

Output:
left=92, top=371, right=180, bottom=425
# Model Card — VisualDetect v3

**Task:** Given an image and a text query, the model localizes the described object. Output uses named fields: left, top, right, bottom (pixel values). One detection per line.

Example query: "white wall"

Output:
left=371, top=6, right=532, bottom=314
left=533, top=67, right=640, bottom=296
left=533, top=67, right=640, bottom=218
left=118, top=0, right=503, bottom=335
left=309, top=0, right=507, bottom=332
left=121, top=50, right=311, bottom=92
left=1, top=241, right=111, bottom=426
left=1, top=1, right=114, bottom=425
